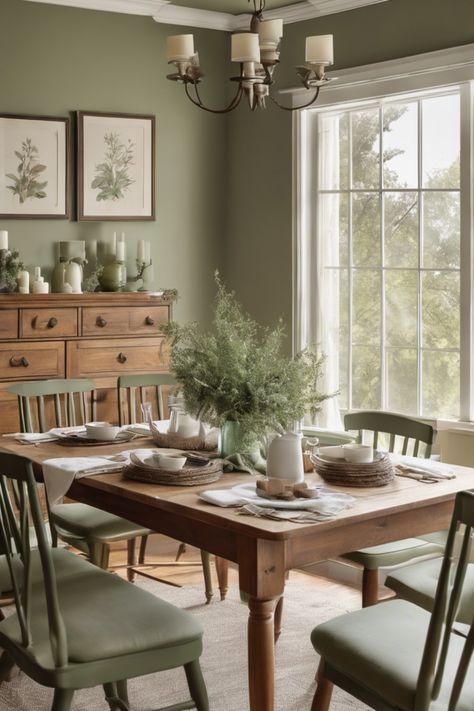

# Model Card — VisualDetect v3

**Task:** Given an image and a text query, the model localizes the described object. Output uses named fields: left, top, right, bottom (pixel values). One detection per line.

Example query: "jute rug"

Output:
left=0, top=573, right=368, bottom=710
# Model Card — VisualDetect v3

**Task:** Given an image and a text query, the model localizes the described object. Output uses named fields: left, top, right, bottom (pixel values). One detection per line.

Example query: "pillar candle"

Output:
left=34, top=267, right=41, bottom=281
left=116, top=241, right=125, bottom=262
left=17, top=270, right=29, bottom=292
left=0, top=231, right=8, bottom=251
left=258, top=19, right=283, bottom=46
left=137, top=240, right=146, bottom=264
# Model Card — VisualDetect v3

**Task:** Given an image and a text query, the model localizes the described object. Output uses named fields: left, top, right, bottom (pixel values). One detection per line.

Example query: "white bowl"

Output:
left=85, top=422, right=121, bottom=441
left=153, top=453, right=187, bottom=471
left=342, top=443, right=374, bottom=464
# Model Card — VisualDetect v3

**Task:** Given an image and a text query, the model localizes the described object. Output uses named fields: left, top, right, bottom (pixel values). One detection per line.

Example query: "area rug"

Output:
left=0, top=574, right=368, bottom=710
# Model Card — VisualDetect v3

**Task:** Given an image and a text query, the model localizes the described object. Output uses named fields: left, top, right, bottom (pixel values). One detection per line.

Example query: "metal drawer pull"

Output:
left=117, top=352, right=127, bottom=364
left=145, top=316, right=155, bottom=326
left=47, top=317, right=58, bottom=329
left=96, top=316, right=107, bottom=328
left=10, top=356, right=29, bottom=368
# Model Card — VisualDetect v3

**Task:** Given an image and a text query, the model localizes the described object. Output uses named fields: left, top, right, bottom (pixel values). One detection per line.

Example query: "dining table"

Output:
left=0, top=433, right=473, bottom=711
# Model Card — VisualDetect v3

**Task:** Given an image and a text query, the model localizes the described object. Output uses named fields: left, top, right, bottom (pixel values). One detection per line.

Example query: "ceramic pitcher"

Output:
left=266, top=431, right=304, bottom=483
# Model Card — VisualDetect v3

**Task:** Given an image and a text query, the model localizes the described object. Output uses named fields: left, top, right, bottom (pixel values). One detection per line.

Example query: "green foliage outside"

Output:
left=324, top=95, right=460, bottom=419
left=91, top=132, right=134, bottom=202
left=6, top=138, right=48, bottom=203
left=161, top=276, right=331, bottom=448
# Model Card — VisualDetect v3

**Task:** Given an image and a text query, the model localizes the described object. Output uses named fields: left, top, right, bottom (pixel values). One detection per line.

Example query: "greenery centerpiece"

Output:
left=0, top=249, right=24, bottom=293
left=161, top=276, right=330, bottom=456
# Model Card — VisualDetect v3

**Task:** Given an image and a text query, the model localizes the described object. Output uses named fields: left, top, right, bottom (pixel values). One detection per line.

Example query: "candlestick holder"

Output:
left=137, top=259, right=154, bottom=292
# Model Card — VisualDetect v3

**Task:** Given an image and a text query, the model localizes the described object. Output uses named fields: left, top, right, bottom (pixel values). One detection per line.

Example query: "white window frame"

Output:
left=293, top=44, right=474, bottom=423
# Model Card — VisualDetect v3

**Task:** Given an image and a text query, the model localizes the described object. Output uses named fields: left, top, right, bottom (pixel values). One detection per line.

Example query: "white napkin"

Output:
left=124, top=420, right=170, bottom=436
left=43, top=451, right=133, bottom=505
left=199, top=490, right=245, bottom=507
left=5, top=426, right=86, bottom=444
left=390, top=454, right=456, bottom=478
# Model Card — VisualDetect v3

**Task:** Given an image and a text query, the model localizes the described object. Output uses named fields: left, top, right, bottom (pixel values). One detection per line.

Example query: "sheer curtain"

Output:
left=296, top=112, right=343, bottom=430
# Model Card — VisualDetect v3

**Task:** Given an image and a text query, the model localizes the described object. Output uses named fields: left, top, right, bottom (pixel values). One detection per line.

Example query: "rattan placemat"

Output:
left=122, top=458, right=223, bottom=486
left=312, top=452, right=394, bottom=487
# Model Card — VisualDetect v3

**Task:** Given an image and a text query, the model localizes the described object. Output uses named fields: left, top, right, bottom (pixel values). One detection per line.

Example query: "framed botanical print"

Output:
left=77, top=111, right=155, bottom=221
left=0, top=114, right=69, bottom=219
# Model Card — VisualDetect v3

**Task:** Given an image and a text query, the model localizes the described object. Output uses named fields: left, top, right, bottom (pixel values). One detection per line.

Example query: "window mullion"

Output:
left=348, top=113, right=353, bottom=411
left=417, top=98, right=423, bottom=418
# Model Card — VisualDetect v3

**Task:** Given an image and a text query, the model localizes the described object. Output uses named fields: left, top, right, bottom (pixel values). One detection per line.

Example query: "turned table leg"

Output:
left=215, top=556, right=229, bottom=600
left=248, top=597, right=276, bottom=711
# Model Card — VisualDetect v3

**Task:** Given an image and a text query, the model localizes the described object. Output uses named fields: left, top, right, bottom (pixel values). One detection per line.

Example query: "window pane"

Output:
left=422, top=94, right=460, bottom=188
left=422, top=350, right=459, bottom=418
left=352, top=270, right=380, bottom=346
left=386, top=349, right=417, bottom=414
left=383, top=102, right=418, bottom=189
left=353, top=193, right=380, bottom=266
left=422, top=271, right=460, bottom=349
left=352, top=346, right=381, bottom=410
left=385, top=271, right=417, bottom=347
left=319, top=193, right=348, bottom=266
left=384, top=192, right=418, bottom=268
left=318, top=112, right=349, bottom=190
left=351, top=108, right=380, bottom=189
left=423, top=191, right=460, bottom=269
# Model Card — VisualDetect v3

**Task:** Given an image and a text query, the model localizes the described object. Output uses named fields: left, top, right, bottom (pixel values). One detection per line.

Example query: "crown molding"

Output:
left=25, top=0, right=390, bottom=30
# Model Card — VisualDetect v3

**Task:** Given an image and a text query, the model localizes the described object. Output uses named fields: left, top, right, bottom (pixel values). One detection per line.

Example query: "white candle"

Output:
left=167, top=34, right=194, bottom=62
left=305, top=35, right=334, bottom=64
left=32, top=280, right=49, bottom=294
left=116, top=241, right=125, bottom=262
left=231, top=33, right=260, bottom=63
left=145, top=241, right=151, bottom=264
left=258, top=19, right=283, bottom=46
left=17, top=270, right=29, bottom=291
left=0, top=231, right=8, bottom=251
left=137, top=240, right=146, bottom=264
left=34, top=267, right=41, bottom=281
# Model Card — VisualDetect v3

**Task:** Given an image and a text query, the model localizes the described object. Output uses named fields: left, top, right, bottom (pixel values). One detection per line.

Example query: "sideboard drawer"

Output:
left=67, top=337, right=169, bottom=378
left=0, top=310, right=18, bottom=340
left=21, top=308, right=78, bottom=339
left=0, top=341, right=65, bottom=381
left=82, top=306, right=168, bottom=337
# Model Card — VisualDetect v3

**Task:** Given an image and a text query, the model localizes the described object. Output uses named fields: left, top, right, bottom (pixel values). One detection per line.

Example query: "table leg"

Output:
left=215, top=556, right=229, bottom=600
left=248, top=597, right=276, bottom=711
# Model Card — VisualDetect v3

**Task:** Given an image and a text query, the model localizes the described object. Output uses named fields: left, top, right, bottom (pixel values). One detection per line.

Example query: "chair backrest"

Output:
left=344, top=410, right=434, bottom=458
left=117, top=373, right=177, bottom=425
left=0, top=452, right=68, bottom=667
left=7, top=379, right=96, bottom=433
left=415, top=490, right=474, bottom=710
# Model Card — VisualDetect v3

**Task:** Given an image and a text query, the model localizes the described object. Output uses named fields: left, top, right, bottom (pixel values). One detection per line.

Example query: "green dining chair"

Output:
left=342, top=411, right=446, bottom=606
left=117, top=373, right=214, bottom=604
left=311, top=489, right=474, bottom=711
left=8, top=378, right=152, bottom=583
left=0, top=451, right=209, bottom=711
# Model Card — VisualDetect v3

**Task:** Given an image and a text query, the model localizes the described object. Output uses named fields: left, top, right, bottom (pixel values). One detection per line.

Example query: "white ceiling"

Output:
left=24, top=0, right=390, bottom=31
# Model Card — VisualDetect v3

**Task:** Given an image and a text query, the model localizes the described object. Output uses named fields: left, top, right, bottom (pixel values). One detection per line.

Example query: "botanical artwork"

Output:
left=6, top=137, right=48, bottom=203
left=0, top=115, right=69, bottom=219
left=78, top=112, right=155, bottom=221
left=91, top=131, right=134, bottom=202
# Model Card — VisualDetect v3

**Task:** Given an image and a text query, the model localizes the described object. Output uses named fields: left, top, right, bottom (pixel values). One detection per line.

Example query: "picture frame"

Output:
left=0, top=114, right=69, bottom=219
left=77, top=111, right=155, bottom=221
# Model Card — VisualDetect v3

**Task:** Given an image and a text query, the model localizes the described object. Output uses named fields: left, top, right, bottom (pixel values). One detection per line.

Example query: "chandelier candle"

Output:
left=231, top=33, right=260, bottom=63
left=0, top=231, right=8, bottom=251
left=167, top=34, right=194, bottom=62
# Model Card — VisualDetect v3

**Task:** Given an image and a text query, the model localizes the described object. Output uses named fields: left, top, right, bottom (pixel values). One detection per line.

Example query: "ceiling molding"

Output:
left=25, top=0, right=390, bottom=30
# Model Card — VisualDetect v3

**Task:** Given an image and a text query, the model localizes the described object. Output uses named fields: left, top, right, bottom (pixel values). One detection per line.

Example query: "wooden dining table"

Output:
left=1, top=435, right=473, bottom=711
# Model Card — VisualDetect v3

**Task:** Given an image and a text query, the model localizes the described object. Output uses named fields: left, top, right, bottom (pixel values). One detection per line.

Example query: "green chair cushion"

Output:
left=342, top=537, right=444, bottom=569
left=418, top=530, right=449, bottom=546
left=311, top=599, right=474, bottom=711
left=386, top=558, right=474, bottom=626
left=0, top=556, right=203, bottom=669
left=51, top=503, right=151, bottom=542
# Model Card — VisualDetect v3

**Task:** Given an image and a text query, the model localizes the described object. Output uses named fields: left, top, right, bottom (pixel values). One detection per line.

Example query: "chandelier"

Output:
left=166, top=0, right=334, bottom=113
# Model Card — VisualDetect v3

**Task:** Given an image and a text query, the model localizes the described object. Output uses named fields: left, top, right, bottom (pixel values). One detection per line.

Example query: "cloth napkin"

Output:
left=42, top=451, right=132, bottom=505
left=236, top=503, right=348, bottom=523
left=5, top=426, right=86, bottom=444
left=124, top=420, right=170, bottom=436
left=390, top=454, right=456, bottom=479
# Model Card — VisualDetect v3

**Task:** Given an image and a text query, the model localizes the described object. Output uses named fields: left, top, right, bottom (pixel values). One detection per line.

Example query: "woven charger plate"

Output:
left=122, top=457, right=223, bottom=486
left=312, top=452, right=394, bottom=487
left=151, top=430, right=218, bottom=452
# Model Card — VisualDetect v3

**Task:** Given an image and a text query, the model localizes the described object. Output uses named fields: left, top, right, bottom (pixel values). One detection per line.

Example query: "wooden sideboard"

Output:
left=0, top=292, right=172, bottom=433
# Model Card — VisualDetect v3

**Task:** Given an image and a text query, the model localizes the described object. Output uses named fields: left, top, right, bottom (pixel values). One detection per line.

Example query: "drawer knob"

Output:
left=145, top=316, right=155, bottom=326
left=96, top=316, right=107, bottom=328
left=117, top=352, right=127, bottom=364
left=10, top=356, right=29, bottom=368
left=47, top=317, right=58, bottom=329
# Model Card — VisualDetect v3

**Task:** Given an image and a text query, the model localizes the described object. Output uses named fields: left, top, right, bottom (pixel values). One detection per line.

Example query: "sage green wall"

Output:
left=0, top=0, right=228, bottom=323
left=223, top=0, right=474, bottom=337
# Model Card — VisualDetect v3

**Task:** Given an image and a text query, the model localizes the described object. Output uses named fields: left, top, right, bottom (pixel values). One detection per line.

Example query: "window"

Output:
left=296, top=78, right=473, bottom=425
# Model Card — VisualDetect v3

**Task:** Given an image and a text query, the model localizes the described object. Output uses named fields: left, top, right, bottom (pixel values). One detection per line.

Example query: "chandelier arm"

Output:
left=268, top=84, right=321, bottom=112
left=184, top=82, right=243, bottom=114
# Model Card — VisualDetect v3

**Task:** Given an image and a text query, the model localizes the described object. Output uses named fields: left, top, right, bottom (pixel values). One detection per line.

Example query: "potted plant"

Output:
left=161, top=276, right=331, bottom=459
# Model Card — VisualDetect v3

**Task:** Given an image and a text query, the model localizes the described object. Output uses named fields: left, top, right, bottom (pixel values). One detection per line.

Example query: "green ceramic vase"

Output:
left=220, top=420, right=242, bottom=458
